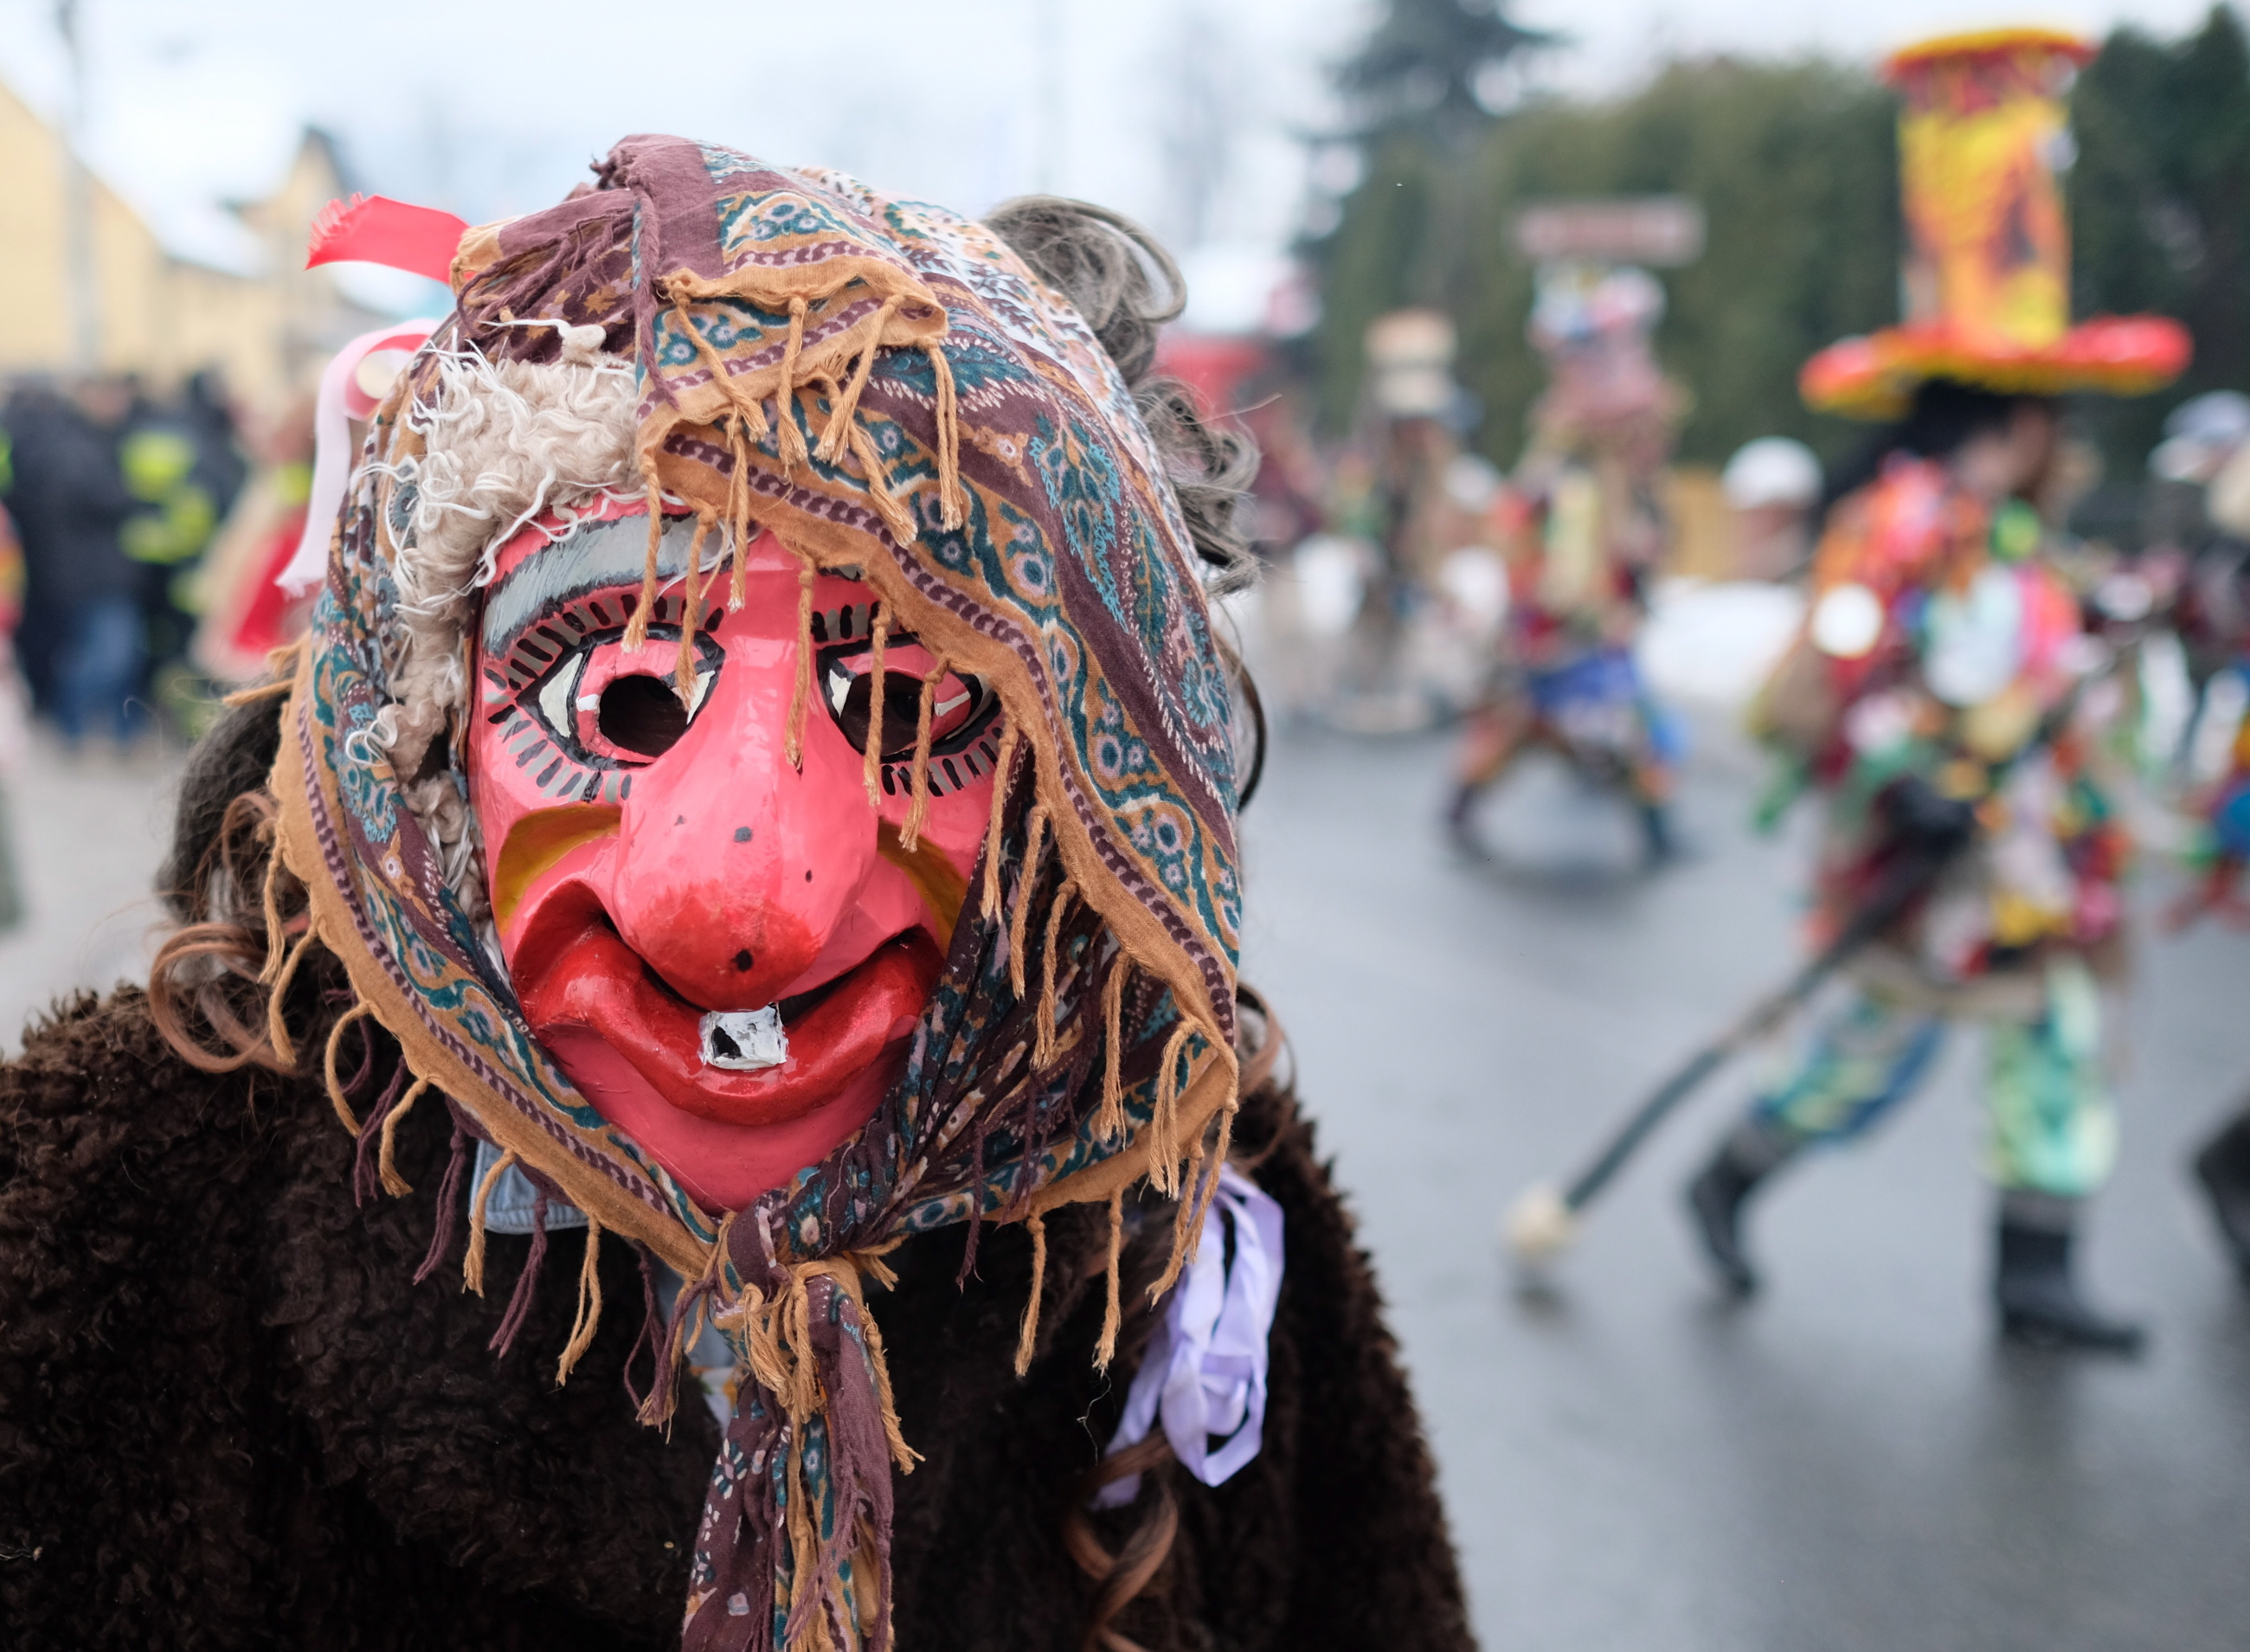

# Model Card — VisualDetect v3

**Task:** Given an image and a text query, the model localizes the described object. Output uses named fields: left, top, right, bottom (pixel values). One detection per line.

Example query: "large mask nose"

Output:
left=602, top=611, right=881, bottom=1012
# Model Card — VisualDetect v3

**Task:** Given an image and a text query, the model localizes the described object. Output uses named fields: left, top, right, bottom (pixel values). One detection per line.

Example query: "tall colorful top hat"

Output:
left=1801, top=28, right=2191, bottom=418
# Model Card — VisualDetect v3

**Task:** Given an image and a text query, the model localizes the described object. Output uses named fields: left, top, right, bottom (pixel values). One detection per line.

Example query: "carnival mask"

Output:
left=468, top=505, right=1002, bottom=1212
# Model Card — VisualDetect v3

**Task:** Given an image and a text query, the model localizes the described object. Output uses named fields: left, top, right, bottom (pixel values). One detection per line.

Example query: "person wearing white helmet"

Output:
left=1720, top=436, right=1822, bottom=580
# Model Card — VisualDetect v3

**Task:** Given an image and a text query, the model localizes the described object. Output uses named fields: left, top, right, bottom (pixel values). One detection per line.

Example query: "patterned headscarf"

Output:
left=266, top=137, right=1242, bottom=1650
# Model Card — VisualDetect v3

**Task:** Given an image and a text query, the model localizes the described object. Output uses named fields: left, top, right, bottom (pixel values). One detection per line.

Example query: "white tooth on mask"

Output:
left=699, top=1006, right=789, bottom=1071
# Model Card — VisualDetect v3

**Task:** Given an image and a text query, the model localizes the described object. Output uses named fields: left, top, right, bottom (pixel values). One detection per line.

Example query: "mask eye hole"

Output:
left=598, top=672, right=689, bottom=758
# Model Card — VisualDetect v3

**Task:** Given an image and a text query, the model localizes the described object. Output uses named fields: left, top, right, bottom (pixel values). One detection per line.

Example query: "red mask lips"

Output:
left=516, top=914, right=943, bottom=1128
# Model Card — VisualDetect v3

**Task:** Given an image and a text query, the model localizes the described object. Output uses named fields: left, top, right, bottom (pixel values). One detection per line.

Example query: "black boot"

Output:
left=1994, top=1194, right=2145, bottom=1354
left=1444, top=783, right=1486, bottom=858
left=1637, top=800, right=1675, bottom=866
left=1686, top=1122, right=1798, bottom=1296
left=2192, top=1108, right=2250, bottom=1283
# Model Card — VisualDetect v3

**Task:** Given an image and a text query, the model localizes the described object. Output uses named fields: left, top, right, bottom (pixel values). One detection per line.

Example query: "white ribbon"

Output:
left=1093, top=1162, right=1284, bottom=1507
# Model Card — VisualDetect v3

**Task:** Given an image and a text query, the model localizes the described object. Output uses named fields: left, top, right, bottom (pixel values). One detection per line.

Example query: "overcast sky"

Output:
left=0, top=0, right=2219, bottom=285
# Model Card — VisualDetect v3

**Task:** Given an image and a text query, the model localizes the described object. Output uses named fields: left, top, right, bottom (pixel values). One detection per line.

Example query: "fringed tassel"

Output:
left=816, top=297, right=901, bottom=464
left=266, top=927, right=319, bottom=1069
left=926, top=338, right=966, bottom=530
left=489, top=1187, right=550, bottom=1358
left=379, top=1077, right=432, bottom=1198
left=1034, top=877, right=1078, bottom=1070
left=1154, top=1138, right=1206, bottom=1302
left=256, top=848, right=290, bottom=985
left=725, top=415, right=755, bottom=610
left=415, top=1123, right=472, bottom=1284
left=899, top=658, right=948, bottom=853
left=556, top=1214, right=605, bottom=1385
left=674, top=510, right=713, bottom=705
left=1012, top=1210, right=1048, bottom=1378
left=1008, top=805, right=1050, bottom=999
left=843, top=415, right=918, bottom=543
left=1150, top=1039, right=1237, bottom=1300
left=464, top=1146, right=518, bottom=1297
left=321, top=1000, right=374, bottom=1134
left=350, top=1064, right=408, bottom=1207
left=622, top=1243, right=666, bottom=1415
left=861, top=603, right=890, bottom=806
left=1094, top=958, right=1129, bottom=1144
left=625, top=453, right=666, bottom=652
left=775, top=296, right=811, bottom=473
left=1146, top=1022, right=1195, bottom=1199
left=980, top=723, right=1022, bottom=922
left=1094, top=1186, right=1125, bottom=1369
left=784, top=546, right=818, bottom=768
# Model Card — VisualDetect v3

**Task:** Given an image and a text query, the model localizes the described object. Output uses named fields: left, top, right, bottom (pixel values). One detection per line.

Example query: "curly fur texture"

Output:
left=0, top=989, right=1474, bottom=1651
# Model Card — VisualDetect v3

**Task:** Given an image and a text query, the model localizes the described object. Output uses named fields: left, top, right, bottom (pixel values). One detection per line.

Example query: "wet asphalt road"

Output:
left=7, top=714, right=2250, bottom=1649
left=1239, top=718, right=2250, bottom=1652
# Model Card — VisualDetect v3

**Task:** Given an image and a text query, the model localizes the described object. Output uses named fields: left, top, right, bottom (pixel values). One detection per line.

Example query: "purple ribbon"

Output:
left=1094, top=1163, right=1283, bottom=1507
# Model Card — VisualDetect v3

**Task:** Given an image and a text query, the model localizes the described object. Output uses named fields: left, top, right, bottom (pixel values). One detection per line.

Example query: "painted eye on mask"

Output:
left=481, top=584, right=725, bottom=805
left=813, top=603, right=1006, bottom=798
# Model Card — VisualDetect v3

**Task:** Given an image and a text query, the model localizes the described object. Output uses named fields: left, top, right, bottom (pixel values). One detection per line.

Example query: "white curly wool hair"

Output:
left=372, top=325, right=640, bottom=922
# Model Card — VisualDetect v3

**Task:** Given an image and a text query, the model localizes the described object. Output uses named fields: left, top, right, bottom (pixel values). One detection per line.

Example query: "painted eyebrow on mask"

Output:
left=480, top=514, right=715, bottom=653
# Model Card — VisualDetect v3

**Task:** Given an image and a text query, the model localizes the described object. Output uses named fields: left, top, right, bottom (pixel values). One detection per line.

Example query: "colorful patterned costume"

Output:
left=1744, top=454, right=2125, bottom=1199
left=1685, top=28, right=2187, bottom=1350
left=1450, top=266, right=1681, bottom=858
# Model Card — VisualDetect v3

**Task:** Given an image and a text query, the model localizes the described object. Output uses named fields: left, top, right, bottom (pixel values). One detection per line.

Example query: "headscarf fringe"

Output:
left=556, top=1213, right=606, bottom=1385
left=674, top=510, right=714, bottom=705
left=1012, top=1210, right=1048, bottom=1379
left=861, top=604, right=890, bottom=806
left=265, top=925, right=321, bottom=1069
left=1093, top=958, right=1129, bottom=1144
left=927, top=340, right=965, bottom=530
left=256, top=845, right=291, bottom=984
left=464, top=1145, right=518, bottom=1297
left=774, top=296, right=811, bottom=473
left=378, top=1077, right=433, bottom=1198
left=897, top=657, right=947, bottom=853
left=1094, top=1186, right=1125, bottom=1370
left=320, top=1000, right=375, bottom=1133
left=1006, top=805, right=1049, bottom=1000
left=815, top=296, right=901, bottom=464
left=1034, top=877, right=1077, bottom=1070
left=784, top=543, right=819, bottom=768
left=625, top=449, right=666, bottom=652
left=979, top=723, right=1022, bottom=922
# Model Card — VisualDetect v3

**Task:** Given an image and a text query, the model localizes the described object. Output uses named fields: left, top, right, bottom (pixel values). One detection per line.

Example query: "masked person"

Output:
left=0, top=147, right=1473, bottom=1651
left=1681, top=29, right=2189, bottom=1353
left=1445, top=265, right=1683, bottom=863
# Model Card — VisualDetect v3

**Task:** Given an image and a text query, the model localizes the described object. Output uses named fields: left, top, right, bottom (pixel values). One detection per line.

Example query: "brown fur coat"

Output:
left=0, top=985, right=1474, bottom=1649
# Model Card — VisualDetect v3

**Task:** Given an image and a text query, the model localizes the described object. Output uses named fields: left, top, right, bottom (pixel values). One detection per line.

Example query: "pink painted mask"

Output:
left=467, top=504, right=1002, bottom=1211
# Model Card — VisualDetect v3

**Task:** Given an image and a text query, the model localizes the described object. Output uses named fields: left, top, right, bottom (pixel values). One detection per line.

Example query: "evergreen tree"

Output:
left=2070, top=6, right=2250, bottom=477
left=1337, top=0, right=1547, bottom=148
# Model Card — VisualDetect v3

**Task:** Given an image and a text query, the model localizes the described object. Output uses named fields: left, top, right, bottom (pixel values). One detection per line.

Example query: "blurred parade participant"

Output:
left=2144, top=391, right=2250, bottom=772
left=119, top=376, right=244, bottom=731
left=1, top=375, right=148, bottom=746
left=1322, top=308, right=1485, bottom=730
left=189, top=391, right=315, bottom=685
left=1682, top=29, right=2189, bottom=1352
left=1446, top=263, right=1683, bottom=862
left=197, top=326, right=434, bottom=687
left=1721, top=435, right=1823, bottom=581
left=2161, top=401, right=2250, bottom=1278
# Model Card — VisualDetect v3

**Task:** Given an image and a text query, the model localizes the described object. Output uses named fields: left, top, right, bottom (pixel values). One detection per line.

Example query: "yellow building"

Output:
left=0, top=77, right=386, bottom=412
